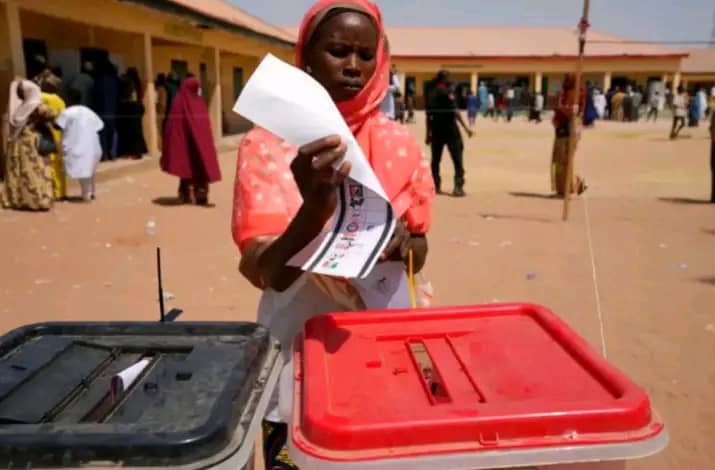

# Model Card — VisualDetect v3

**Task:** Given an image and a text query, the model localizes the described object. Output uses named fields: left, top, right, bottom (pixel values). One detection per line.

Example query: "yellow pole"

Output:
left=562, top=0, right=591, bottom=221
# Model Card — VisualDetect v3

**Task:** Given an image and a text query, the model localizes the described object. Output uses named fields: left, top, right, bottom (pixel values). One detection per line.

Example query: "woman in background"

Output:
left=116, top=76, right=148, bottom=160
left=466, top=89, right=478, bottom=126
left=551, top=74, right=587, bottom=196
left=38, top=71, right=67, bottom=200
left=161, top=76, right=221, bottom=205
left=1, top=79, right=55, bottom=211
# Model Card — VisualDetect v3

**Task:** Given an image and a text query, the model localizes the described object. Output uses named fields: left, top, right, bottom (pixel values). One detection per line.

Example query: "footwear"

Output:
left=453, top=187, right=466, bottom=197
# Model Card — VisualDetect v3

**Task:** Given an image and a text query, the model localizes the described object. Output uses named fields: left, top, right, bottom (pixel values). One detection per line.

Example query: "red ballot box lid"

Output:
left=291, top=304, right=665, bottom=464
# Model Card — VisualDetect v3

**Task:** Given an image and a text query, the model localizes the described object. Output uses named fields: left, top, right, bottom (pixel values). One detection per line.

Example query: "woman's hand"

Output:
left=381, top=218, right=411, bottom=262
left=291, top=135, right=351, bottom=223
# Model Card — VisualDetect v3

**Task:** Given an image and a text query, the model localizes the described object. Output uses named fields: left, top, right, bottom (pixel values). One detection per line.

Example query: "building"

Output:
left=0, top=0, right=294, bottom=155
left=681, top=47, right=715, bottom=91
left=385, top=27, right=688, bottom=108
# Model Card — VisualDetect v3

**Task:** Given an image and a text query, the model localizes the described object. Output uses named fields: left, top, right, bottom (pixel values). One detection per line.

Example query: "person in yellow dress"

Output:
left=37, top=72, right=67, bottom=200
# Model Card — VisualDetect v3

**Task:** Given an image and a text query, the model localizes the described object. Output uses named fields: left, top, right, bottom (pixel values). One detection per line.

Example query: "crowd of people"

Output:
left=0, top=57, right=222, bottom=211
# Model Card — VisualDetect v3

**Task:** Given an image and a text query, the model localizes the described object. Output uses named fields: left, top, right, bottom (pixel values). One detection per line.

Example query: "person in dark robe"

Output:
left=582, top=81, right=598, bottom=126
left=162, top=72, right=180, bottom=133
left=93, top=60, right=119, bottom=161
left=116, top=76, right=148, bottom=160
left=161, top=76, right=221, bottom=205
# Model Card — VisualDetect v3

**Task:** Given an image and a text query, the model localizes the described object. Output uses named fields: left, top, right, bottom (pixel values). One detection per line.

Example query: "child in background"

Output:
left=55, top=88, right=104, bottom=201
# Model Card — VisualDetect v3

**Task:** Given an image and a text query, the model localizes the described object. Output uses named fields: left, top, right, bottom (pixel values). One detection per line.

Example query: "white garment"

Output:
left=673, top=94, right=686, bottom=118
left=594, top=94, right=606, bottom=118
left=506, top=88, right=515, bottom=99
left=56, top=105, right=104, bottom=179
left=711, top=86, right=715, bottom=98
left=260, top=261, right=410, bottom=422
left=698, top=91, right=707, bottom=119
left=380, top=73, right=401, bottom=119
left=79, top=176, right=95, bottom=201
left=487, top=94, right=495, bottom=108
left=535, top=94, right=544, bottom=111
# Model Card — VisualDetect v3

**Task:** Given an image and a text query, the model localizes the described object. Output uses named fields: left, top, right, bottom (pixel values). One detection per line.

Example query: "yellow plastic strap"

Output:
left=408, top=249, right=417, bottom=309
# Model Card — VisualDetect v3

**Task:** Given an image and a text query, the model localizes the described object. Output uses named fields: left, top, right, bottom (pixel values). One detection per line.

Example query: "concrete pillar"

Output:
left=208, top=47, right=222, bottom=140
left=603, top=71, right=612, bottom=91
left=534, top=72, right=543, bottom=93
left=398, top=72, right=406, bottom=95
left=6, top=1, right=25, bottom=78
left=470, top=72, right=478, bottom=93
left=661, top=74, right=668, bottom=86
left=672, top=71, right=681, bottom=94
left=141, top=33, right=158, bottom=156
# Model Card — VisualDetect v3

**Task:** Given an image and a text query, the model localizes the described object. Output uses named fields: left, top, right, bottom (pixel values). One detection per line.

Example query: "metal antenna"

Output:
left=157, top=247, right=165, bottom=322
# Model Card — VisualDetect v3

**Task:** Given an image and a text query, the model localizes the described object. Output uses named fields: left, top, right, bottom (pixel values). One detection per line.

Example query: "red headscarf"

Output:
left=296, top=0, right=389, bottom=133
left=232, top=0, right=434, bottom=252
left=161, top=76, right=221, bottom=183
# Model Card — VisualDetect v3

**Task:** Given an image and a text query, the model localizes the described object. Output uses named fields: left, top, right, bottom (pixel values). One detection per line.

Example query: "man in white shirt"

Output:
left=380, top=66, right=401, bottom=120
left=670, top=86, right=688, bottom=139
left=505, top=85, right=515, bottom=122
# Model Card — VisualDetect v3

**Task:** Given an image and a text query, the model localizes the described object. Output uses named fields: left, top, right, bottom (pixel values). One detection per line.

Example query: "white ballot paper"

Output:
left=234, top=54, right=395, bottom=279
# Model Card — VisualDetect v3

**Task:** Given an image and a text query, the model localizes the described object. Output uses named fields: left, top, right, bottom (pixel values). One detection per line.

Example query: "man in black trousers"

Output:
left=425, top=70, right=473, bottom=197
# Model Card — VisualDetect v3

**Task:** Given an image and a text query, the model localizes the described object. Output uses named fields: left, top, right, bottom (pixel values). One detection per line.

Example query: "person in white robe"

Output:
left=55, top=87, right=104, bottom=201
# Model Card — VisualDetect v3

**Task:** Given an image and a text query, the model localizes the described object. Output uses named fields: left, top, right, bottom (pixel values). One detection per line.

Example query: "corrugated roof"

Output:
left=165, top=0, right=296, bottom=45
left=681, top=47, right=715, bottom=74
left=284, top=25, right=686, bottom=59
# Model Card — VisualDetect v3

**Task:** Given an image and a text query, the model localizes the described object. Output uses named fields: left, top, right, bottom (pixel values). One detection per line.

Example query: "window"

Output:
left=233, top=67, right=244, bottom=100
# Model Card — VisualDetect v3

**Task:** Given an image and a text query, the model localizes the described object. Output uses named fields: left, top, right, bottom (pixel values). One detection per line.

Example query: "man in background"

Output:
left=426, top=70, right=473, bottom=197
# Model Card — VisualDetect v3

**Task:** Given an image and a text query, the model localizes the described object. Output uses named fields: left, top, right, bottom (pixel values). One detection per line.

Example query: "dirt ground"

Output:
left=1, top=113, right=713, bottom=469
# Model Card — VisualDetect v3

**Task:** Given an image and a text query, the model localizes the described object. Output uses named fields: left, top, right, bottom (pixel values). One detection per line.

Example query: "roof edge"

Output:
left=125, top=0, right=295, bottom=47
left=392, top=53, right=689, bottom=61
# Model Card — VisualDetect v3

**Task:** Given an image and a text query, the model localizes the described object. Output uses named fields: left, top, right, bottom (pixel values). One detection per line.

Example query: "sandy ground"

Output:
left=1, top=113, right=713, bottom=469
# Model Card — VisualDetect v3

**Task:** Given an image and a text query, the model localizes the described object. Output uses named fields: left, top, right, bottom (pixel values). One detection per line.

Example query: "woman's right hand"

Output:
left=291, top=135, right=351, bottom=223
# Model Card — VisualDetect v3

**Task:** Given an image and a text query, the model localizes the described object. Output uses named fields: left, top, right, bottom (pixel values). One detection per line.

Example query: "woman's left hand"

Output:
left=381, top=219, right=411, bottom=262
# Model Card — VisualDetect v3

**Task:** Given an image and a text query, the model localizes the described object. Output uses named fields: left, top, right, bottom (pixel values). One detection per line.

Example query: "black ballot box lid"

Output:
left=0, top=322, right=282, bottom=468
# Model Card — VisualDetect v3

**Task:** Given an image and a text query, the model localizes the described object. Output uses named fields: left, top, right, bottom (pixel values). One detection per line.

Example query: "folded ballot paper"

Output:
left=234, top=54, right=395, bottom=279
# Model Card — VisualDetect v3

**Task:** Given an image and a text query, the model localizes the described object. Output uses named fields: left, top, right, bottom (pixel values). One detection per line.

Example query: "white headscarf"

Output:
left=8, top=79, right=42, bottom=140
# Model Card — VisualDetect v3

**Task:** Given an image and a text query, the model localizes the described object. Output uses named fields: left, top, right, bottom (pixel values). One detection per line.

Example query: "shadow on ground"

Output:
left=659, top=197, right=712, bottom=205
left=509, top=191, right=559, bottom=200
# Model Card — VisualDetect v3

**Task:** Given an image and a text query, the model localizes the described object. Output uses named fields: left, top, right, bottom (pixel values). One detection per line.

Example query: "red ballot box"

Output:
left=287, top=304, right=668, bottom=470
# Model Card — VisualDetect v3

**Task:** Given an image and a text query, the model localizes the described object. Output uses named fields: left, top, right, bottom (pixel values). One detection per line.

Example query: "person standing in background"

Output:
left=1, top=79, right=55, bottom=211
left=697, top=87, right=707, bottom=121
left=622, top=86, right=634, bottom=122
left=505, top=84, right=515, bottom=122
left=486, top=90, right=496, bottom=119
left=405, top=79, right=416, bottom=123
left=154, top=74, right=168, bottom=149
left=38, top=72, right=67, bottom=200
left=426, top=70, right=473, bottom=197
left=611, top=86, right=625, bottom=121
left=478, top=81, right=489, bottom=117
left=116, top=76, right=148, bottom=160
left=688, top=89, right=700, bottom=127
left=161, top=76, right=221, bottom=205
left=380, top=63, right=400, bottom=120
left=583, top=81, right=598, bottom=127
left=670, top=86, right=688, bottom=139
left=65, top=61, right=95, bottom=108
left=466, top=89, right=478, bottom=126
left=594, top=89, right=607, bottom=120
left=647, top=91, right=660, bottom=121
left=631, top=86, right=643, bottom=122
left=93, top=60, right=120, bottom=161
left=56, top=88, right=104, bottom=202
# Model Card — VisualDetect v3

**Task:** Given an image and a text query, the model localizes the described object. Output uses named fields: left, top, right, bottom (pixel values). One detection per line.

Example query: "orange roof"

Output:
left=284, top=25, right=686, bottom=59
left=165, top=0, right=296, bottom=45
left=681, top=47, right=715, bottom=74
left=385, top=27, right=686, bottom=59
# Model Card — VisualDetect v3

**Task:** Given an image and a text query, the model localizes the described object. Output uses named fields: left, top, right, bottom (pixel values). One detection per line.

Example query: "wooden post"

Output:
left=6, top=0, right=25, bottom=78
left=562, top=0, right=590, bottom=221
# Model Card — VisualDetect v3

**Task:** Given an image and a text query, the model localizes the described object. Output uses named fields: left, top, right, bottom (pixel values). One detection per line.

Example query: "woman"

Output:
left=155, top=73, right=168, bottom=149
left=688, top=90, right=700, bottom=128
left=38, top=72, right=67, bottom=200
left=551, top=73, right=587, bottom=196
left=116, top=76, right=148, bottom=160
left=232, top=1, right=434, bottom=468
left=582, top=82, right=598, bottom=126
left=94, top=60, right=119, bottom=161
left=161, top=76, right=220, bottom=204
left=466, top=89, right=478, bottom=126
left=1, top=79, right=55, bottom=211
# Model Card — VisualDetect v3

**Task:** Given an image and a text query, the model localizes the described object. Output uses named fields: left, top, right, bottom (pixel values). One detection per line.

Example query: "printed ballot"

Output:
left=234, top=54, right=395, bottom=279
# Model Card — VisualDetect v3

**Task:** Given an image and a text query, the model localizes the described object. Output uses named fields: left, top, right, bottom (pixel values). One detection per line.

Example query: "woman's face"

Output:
left=303, top=11, right=379, bottom=103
